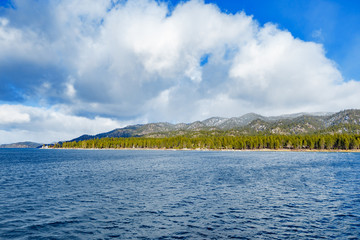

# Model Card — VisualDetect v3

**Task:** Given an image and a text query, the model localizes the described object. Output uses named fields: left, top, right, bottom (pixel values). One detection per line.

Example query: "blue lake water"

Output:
left=0, top=149, right=360, bottom=239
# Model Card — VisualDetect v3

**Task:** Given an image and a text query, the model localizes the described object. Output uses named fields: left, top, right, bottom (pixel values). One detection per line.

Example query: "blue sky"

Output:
left=0, top=0, right=360, bottom=144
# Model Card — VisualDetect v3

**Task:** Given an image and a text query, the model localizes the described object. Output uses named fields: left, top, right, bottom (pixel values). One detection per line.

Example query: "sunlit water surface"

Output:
left=0, top=149, right=360, bottom=239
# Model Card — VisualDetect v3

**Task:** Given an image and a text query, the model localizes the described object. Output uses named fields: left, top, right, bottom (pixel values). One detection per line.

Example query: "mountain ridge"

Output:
left=0, top=141, right=43, bottom=148
left=68, top=109, right=360, bottom=142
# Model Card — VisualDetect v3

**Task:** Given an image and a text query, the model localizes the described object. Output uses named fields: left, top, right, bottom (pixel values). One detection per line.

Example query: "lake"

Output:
left=0, top=149, right=359, bottom=239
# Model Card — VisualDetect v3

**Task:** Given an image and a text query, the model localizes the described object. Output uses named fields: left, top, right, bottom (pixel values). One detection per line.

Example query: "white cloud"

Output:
left=0, top=17, right=48, bottom=63
left=228, top=24, right=343, bottom=106
left=0, top=105, right=30, bottom=124
left=0, top=105, right=130, bottom=144
left=0, top=0, right=360, bottom=143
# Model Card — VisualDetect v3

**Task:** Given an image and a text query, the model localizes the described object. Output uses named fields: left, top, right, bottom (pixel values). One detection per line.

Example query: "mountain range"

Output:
left=69, top=109, right=360, bottom=142
left=0, top=141, right=43, bottom=148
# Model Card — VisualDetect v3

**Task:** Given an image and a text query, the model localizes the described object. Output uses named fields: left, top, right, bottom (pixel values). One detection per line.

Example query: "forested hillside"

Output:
left=51, top=109, right=360, bottom=151
left=70, top=109, right=360, bottom=142
left=55, top=134, right=360, bottom=151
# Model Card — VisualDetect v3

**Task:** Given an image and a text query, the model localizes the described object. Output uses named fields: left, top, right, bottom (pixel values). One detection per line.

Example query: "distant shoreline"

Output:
left=46, top=147, right=360, bottom=153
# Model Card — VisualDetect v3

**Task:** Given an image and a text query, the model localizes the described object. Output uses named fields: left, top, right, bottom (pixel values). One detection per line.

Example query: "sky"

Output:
left=0, top=0, right=360, bottom=144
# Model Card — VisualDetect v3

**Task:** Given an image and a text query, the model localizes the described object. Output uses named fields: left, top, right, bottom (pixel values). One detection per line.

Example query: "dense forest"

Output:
left=53, top=134, right=360, bottom=150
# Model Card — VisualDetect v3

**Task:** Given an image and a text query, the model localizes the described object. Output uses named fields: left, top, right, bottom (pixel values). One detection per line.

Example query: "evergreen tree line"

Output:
left=54, top=134, right=360, bottom=150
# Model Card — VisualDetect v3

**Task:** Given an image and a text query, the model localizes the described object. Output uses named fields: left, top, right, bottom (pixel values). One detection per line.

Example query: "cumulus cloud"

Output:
left=0, top=0, right=360, bottom=143
left=0, top=105, right=130, bottom=144
left=0, top=105, right=30, bottom=124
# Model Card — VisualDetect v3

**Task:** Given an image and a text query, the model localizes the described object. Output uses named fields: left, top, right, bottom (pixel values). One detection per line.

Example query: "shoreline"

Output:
left=45, top=147, right=360, bottom=153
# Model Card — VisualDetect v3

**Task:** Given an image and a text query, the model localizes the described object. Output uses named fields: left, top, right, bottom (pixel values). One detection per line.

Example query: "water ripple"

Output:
left=0, top=149, right=360, bottom=239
